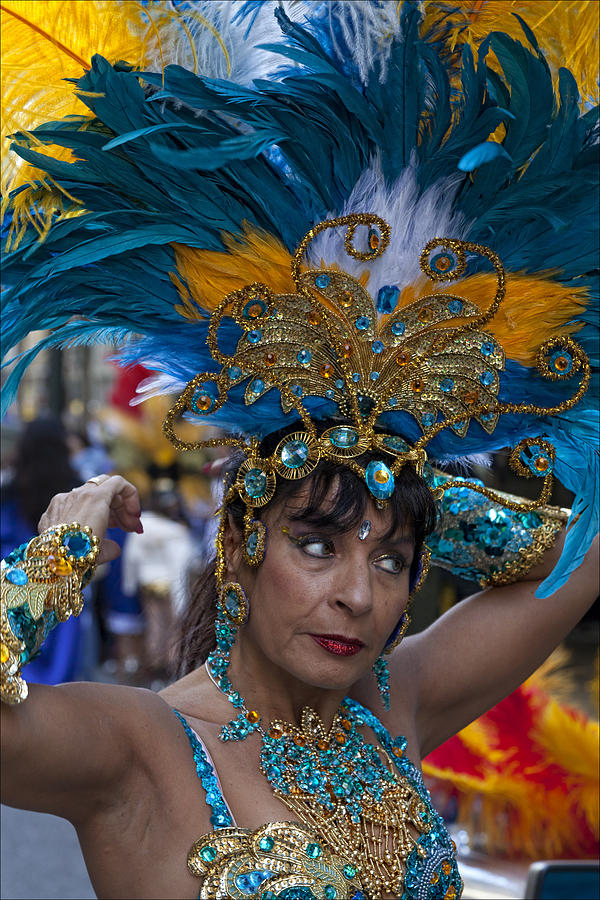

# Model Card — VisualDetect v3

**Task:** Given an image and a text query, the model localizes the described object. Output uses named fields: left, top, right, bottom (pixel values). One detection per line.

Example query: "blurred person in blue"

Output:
left=0, top=416, right=83, bottom=683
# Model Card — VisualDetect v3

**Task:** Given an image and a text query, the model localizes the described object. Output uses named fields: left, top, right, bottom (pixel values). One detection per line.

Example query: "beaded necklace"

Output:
left=204, top=652, right=434, bottom=897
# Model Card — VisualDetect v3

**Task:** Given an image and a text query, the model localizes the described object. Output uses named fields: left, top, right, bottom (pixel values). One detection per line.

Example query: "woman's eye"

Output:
left=374, top=555, right=407, bottom=575
left=300, top=538, right=334, bottom=559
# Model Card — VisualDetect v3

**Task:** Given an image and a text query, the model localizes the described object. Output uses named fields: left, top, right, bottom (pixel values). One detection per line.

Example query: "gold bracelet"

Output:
left=1, top=523, right=100, bottom=705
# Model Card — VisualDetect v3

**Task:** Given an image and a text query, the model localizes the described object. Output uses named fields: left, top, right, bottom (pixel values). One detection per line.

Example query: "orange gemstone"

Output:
left=294, top=735, right=306, bottom=747
left=443, top=886, right=456, bottom=900
left=308, top=311, right=320, bottom=326
left=341, top=718, right=352, bottom=731
left=47, top=554, right=73, bottom=576
left=335, top=732, right=346, bottom=745
left=555, top=355, right=569, bottom=371
left=396, top=352, right=409, bottom=367
left=535, top=456, right=550, bottom=472
left=436, top=256, right=452, bottom=271
left=463, top=389, right=479, bottom=405
left=0, top=642, right=9, bottom=664
left=393, top=747, right=404, bottom=757
left=317, top=739, right=329, bottom=751
left=451, top=840, right=457, bottom=853
left=246, top=710, right=260, bottom=724
left=442, top=861, right=452, bottom=875
left=369, top=232, right=380, bottom=250
left=194, top=394, right=213, bottom=412
left=339, top=291, right=353, bottom=308
left=418, top=306, right=434, bottom=323
left=374, top=469, right=389, bottom=484
left=269, top=725, right=284, bottom=739
left=320, top=363, right=334, bottom=378
left=340, top=342, right=352, bottom=359
left=247, top=302, right=263, bottom=318
left=430, top=872, right=439, bottom=884
left=411, top=378, right=424, bottom=392
left=264, top=352, right=277, bottom=366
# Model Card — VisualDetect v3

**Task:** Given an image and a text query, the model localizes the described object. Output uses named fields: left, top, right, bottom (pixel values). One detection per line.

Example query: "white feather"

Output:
left=132, top=372, right=187, bottom=405
left=306, top=155, right=471, bottom=297
left=143, top=1, right=406, bottom=87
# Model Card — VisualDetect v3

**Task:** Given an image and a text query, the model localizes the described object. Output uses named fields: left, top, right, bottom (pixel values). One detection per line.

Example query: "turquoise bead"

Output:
left=305, top=842, right=322, bottom=858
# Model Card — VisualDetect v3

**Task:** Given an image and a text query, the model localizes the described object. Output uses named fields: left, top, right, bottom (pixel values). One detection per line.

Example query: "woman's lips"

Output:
left=310, top=634, right=365, bottom=656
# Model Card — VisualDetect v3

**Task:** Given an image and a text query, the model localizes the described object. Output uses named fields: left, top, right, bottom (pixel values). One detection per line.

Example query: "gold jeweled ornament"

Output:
left=162, top=214, right=590, bottom=561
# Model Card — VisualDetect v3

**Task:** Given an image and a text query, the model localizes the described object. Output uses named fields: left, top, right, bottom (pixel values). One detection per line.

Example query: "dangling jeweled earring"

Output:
left=205, top=506, right=263, bottom=741
left=374, top=548, right=432, bottom=708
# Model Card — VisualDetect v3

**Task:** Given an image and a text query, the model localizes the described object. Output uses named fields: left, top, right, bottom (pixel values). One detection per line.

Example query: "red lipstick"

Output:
left=310, top=634, right=365, bottom=656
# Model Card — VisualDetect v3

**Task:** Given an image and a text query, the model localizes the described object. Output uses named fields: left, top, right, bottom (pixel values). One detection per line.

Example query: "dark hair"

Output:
left=172, top=422, right=437, bottom=677
left=10, top=416, right=80, bottom=530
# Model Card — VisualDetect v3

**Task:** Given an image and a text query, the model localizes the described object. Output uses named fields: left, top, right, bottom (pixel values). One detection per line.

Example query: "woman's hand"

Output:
left=38, top=474, right=142, bottom=564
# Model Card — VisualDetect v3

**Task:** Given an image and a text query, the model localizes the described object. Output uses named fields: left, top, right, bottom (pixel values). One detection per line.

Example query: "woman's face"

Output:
left=228, top=482, right=415, bottom=693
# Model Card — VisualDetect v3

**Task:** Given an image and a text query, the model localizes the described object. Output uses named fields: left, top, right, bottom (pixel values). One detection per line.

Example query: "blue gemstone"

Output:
left=280, top=440, right=309, bottom=469
left=376, top=284, right=399, bottom=314
left=324, top=886, right=337, bottom=900
left=247, top=329, right=262, bottom=344
left=421, top=412, right=435, bottom=428
left=325, top=389, right=335, bottom=399
left=334, top=378, right=344, bottom=389
left=305, top=842, right=322, bottom=859
left=315, top=273, right=331, bottom=289
left=439, top=377, right=454, bottom=392
left=63, top=530, right=91, bottom=558
left=229, top=365, right=242, bottom=379
left=382, top=436, right=409, bottom=452
left=480, top=341, right=495, bottom=357
left=343, top=864, right=358, bottom=879
left=352, top=373, right=361, bottom=383
left=371, top=340, right=384, bottom=354
left=297, top=349, right=311, bottom=365
left=448, top=299, right=463, bottom=314
left=224, top=589, right=241, bottom=618
left=244, top=468, right=267, bottom=498
left=291, top=384, right=303, bottom=397
left=246, top=532, right=258, bottom=557
left=365, top=460, right=395, bottom=500
left=480, top=370, right=494, bottom=386
left=200, top=844, right=217, bottom=862
left=210, top=812, right=229, bottom=827
left=250, top=378, right=265, bottom=393
left=391, top=321, right=405, bottom=336
left=258, top=835, right=274, bottom=851
left=355, top=316, right=370, bottom=331
left=6, top=567, right=28, bottom=585
left=329, top=426, right=359, bottom=449
left=388, top=397, right=397, bottom=406
left=481, top=411, right=495, bottom=422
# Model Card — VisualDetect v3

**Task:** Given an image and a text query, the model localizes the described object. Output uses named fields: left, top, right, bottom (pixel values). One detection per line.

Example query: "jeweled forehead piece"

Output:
left=164, top=213, right=589, bottom=522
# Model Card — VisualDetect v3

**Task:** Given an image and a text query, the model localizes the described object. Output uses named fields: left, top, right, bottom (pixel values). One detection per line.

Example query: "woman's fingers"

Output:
left=38, top=475, right=142, bottom=542
left=97, top=538, right=122, bottom=565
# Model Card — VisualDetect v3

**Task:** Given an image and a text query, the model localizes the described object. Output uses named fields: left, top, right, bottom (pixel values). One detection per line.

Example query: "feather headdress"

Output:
left=1, top=0, right=598, bottom=597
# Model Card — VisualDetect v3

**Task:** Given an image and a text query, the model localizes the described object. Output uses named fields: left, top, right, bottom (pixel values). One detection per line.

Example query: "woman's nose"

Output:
left=332, top=560, right=374, bottom=616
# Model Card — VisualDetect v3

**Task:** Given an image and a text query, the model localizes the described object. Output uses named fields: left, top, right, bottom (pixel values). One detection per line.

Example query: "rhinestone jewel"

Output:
left=365, top=461, right=395, bottom=499
left=315, top=273, right=330, bottom=289
left=479, top=371, right=494, bottom=386
left=225, top=589, right=241, bottom=618
left=281, top=440, right=310, bottom=468
left=329, top=427, right=359, bottom=449
left=63, top=530, right=91, bottom=558
left=246, top=532, right=258, bottom=557
left=355, top=316, right=370, bottom=331
left=382, top=436, right=410, bottom=452
left=480, top=341, right=495, bottom=356
left=297, top=349, right=311, bottom=365
left=376, top=285, right=399, bottom=314
left=440, top=377, right=454, bottom=392
left=244, top=468, right=267, bottom=498
left=391, top=321, right=405, bottom=336
left=358, top=520, right=371, bottom=541
left=371, top=340, right=384, bottom=354
left=247, top=329, right=262, bottom=344
left=5, top=567, right=28, bottom=585
left=448, top=299, right=463, bottom=314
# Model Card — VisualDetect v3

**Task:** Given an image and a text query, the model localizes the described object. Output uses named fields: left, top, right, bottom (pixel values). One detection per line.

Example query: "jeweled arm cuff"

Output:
left=1, top=524, right=99, bottom=705
left=428, top=474, right=568, bottom=587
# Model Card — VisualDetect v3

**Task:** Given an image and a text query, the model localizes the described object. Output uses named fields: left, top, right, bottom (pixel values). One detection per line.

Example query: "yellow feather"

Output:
left=172, top=226, right=297, bottom=317
left=422, top=1, right=600, bottom=106
left=399, top=272, right=589, bottom=365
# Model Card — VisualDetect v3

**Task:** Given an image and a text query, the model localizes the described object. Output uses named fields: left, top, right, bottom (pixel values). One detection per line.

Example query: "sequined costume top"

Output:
left=173, top=699, right=463, bottom=900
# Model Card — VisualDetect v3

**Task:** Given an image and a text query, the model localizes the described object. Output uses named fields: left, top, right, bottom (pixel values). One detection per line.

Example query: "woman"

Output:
left=1, top=2, right=598, bottom=898
left=1, top=435, right=597, bottom=899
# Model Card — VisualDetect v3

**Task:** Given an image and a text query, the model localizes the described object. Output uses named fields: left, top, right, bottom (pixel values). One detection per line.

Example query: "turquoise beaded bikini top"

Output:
left=173, top=699, right=463, bottom=900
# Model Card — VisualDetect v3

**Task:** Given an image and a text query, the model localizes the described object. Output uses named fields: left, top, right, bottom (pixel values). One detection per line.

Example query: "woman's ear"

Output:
left=223, top=511, right=244, bottom=580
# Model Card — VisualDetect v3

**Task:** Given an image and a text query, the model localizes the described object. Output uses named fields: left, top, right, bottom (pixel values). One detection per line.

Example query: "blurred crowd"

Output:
left=0, top=412, right=222, bottom=690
